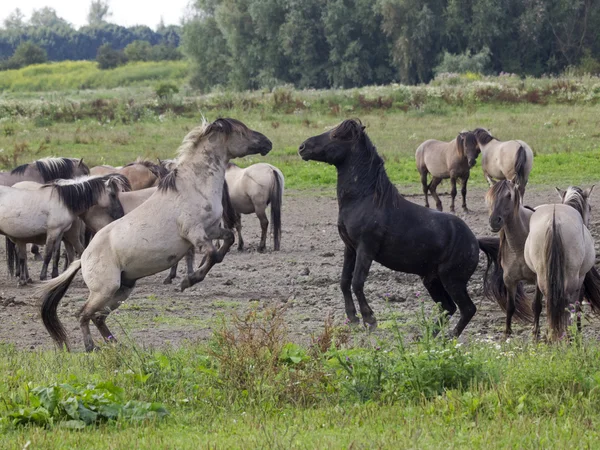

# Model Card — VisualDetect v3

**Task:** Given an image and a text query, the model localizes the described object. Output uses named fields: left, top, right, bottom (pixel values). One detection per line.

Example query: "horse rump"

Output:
left=478, top=236, right=533, bottom=323
left=270, top=169, right=283, bottom=251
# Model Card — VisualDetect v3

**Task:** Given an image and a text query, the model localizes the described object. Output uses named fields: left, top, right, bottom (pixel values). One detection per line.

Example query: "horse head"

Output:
left=486, top=179, right=520, bottom=232
left=557, top=185, right=594, bottom=227
left=299, top=119, right=366, bottom=165
left=473, top=128, right=494, bottom=147
left=458, top=131, right=480, bottom=168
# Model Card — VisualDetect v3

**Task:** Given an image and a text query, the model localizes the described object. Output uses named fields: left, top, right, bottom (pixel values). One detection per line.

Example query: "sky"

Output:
left=0, top=0, right=192, bottom=30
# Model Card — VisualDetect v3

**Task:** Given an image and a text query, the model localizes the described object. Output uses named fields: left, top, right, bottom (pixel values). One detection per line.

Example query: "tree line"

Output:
left=183, top=0, right=600, bottom=91
left=0, top=4, right=182, bottom=67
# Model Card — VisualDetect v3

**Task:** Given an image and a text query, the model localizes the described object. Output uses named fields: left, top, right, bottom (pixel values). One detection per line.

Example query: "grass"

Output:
left=1, top=307, right=600, bottom=449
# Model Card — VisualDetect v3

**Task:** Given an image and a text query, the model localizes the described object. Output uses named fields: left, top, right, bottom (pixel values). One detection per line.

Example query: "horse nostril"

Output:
left=299, top=144, right=305, bottom=152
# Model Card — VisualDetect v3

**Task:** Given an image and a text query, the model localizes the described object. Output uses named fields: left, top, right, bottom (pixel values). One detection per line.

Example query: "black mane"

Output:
left=10, top=163, right=28, bottom=176
left=52, top=174, right=130, bottom=214
left=473, top=128, right=494, bottom=145
left=158, top=169, right=178, bottom=192
left=336, top=119, right=401, bottom=208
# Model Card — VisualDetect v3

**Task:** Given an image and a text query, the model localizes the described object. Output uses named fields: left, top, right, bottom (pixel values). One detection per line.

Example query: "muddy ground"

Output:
left=2, top=185, right=600, bottom=351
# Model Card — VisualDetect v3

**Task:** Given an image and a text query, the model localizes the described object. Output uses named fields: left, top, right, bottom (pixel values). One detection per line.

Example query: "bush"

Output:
left=434, top=47, right=491, bottom=76
left=0, top=42, right=47, bottom=71
left=155, top=82, right=179, bottom=101
left=97, top=44, right=128, bottom=70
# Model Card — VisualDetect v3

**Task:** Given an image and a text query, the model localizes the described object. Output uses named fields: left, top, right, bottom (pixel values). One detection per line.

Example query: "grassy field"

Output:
left=2, top=76, right=600, bottom=447
left=2, top=308, right=600, bottom=449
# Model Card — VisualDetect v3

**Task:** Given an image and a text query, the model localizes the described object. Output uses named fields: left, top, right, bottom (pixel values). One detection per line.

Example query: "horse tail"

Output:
left=221, top=180, right=240, bottom=231
left=38, top=259, right=82, bottom=351
left=270, top=169, right=283, bottom=251
left=583, top=266, right=600, bottom=314
left=545, top=207, right=566, bottom=337
left=514, top=145, right=527, bottom=189
left=478, top=237, right=533, bottom=323
left=6, top=237, right=15, bottom=277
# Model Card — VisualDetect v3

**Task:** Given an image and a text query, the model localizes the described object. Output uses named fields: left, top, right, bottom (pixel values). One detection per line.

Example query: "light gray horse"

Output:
left=415, top=131, right=480, bottom=212
left=524, top=186, right=600, bottom=340
left=226, top=162, right=284, bottom=251
left=39, top=118, right=272, bottom=351
left=474, top=128, right=534, bottom=196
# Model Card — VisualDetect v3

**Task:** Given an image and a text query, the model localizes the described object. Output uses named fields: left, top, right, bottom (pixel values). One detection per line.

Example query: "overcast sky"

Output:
left=0, top=0, right=191, bottom=29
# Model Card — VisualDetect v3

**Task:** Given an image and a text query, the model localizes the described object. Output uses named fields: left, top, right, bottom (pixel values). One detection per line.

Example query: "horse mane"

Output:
left=562, top=186, right=587, bottom=219
left=473, top=128, right=494, bottom=145
left=334, top=119, right=401, bottom=208
left=51, top=174, right=131, bottom=214
left=158, top=169, right=178, bottom=192
left=126, top=158, right=168, bottom=179
left=10, top=163, right=28, bottom=175
left=176, top=118, right=251, bottom=161
left=34, top=158, right=81, bottom=182
left=456, top=134, right=465, bottom=157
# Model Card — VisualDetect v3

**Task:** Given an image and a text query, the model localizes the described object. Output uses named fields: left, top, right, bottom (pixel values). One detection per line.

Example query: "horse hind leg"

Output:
left=256, top=208, right=269, bottom=253
left=236, top=218, right=244, bottom=252
left=422, top=275, right=457, bottom=335
left=350, top=245, right=376, bottom=328
left=40, top=231, right=63, bottom=281
left=460, top=174, right=470, bottom=213
left=428, top=177, right=443, bottom=212
left=420, top=170, right=430, bottom=208
left=438, top=270, right=476, bottom=337
left=449, top=177, right=458, bottom=213
left=341, top=245, right=359, bottom=324
left=532, top=286, right=543, bottom=340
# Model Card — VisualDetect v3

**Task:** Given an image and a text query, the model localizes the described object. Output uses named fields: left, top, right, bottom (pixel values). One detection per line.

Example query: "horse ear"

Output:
left=555, top=187, right=566, bottom=200
left=584, top=185, right=595, bottom=198
left=78, top=158, right=84, bottom=166
left=360, top=125, right=366, bottom=132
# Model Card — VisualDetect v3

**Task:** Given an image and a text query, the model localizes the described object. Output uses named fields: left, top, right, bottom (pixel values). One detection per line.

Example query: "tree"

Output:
left=124, top=40, right=152, bottom=61
left=3, top=8, right=26, bottom=30
left=1, top=42, right=47, bottom=70
left=87, top=0, right=112, bottom=26
left=96, top=43, right=127, bottom=69
left=30, top=7, right=70, bottom=28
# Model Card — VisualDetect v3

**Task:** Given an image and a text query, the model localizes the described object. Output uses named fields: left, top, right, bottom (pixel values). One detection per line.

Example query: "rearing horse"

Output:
left=299, top=119, right=483, bottom=337
left=39, top=118, right=272, bottom=351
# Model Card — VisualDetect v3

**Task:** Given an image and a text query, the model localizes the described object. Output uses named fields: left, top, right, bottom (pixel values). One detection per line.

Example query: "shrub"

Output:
left=97, top=44, right=128, bottom=70
left=434, top=47, right=491, bottom=76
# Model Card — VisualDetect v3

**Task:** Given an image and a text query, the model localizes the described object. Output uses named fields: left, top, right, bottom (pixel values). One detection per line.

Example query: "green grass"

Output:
left=0, top=60, right=189, bottom=92
left=1, top=307, right=600, bottom=449
left=1, top=102, right=600, bottom=191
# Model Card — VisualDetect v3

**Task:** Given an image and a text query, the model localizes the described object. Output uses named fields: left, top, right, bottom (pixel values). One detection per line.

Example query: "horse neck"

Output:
left=178, top=146, right=227, bottom=195
left=335, top=153, right=389, bottom=205
left=502, top=205, right=531, bottom=251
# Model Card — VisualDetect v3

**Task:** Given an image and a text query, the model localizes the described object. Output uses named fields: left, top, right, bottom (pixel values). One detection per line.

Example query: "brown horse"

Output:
left=480, top=179, right=535, bottom=337
left=416, top=131, right=480, bottom=212
left=90, top=158, right=166, bottom=190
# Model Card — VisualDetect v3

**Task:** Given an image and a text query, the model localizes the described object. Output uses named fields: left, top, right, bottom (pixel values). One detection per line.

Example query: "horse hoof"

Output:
left=163, top=277, right=173, bottom=285
left=180, top=277, right=192, bottom=292
left=257, top=247, right=265, bottom=254
left=363, top=318, right=378, bottom=331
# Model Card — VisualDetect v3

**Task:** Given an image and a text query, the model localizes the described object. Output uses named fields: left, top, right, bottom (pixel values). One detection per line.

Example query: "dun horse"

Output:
left=474, top=128, right=534, bottom=196
left=415, top=131, right=480, bottom=212
left=524, top=186, right=600, bottom=339
left=480, top=179, right=535, bottom=337
left=226, top=162, right=284, bottom=252
left=0, top=174, right=130, bottom=285
left=299, top=119, right=486, bottom=336
left=39, top=118, right=272, bottom=351
left=90, top=158, right=166, bottom=190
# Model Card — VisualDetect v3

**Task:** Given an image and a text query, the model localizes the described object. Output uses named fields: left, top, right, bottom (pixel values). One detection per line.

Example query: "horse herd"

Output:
left=0, top=117, right=597, bottom=351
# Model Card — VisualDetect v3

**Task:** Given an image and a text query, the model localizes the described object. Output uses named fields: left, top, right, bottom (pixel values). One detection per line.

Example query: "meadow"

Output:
left=2, top=71, right=600, bottom=448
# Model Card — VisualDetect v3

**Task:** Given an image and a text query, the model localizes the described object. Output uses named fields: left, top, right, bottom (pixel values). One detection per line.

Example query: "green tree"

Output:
left=124, top=40, right=152, bottom=61
left=10, top=42, right=47, bottom=68
left=96, top=43, right=127, bottom=69
left=30, top=7, right=70, bottom=28
left=87, top=0, right=112, bottom=26
left=3, top=8, right=26, bottom=30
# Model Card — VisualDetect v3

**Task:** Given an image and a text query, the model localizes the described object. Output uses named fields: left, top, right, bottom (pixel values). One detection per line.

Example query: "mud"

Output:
left=2, top=186, right=600, bottom=351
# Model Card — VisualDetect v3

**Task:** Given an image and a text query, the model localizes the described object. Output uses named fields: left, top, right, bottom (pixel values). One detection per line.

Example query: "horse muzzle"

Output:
left=489, top=216, right=503, bottom=233
left=469, top=159, right=477, bottom=168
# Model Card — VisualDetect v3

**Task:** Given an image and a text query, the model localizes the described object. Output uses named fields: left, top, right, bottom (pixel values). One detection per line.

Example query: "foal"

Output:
left=415, top=131, right=480, bottom=212
left=299, top=119, right=481, bottom=336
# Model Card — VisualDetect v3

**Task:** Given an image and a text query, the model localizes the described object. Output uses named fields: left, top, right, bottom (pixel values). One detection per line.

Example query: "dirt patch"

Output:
left=2, top=186, right=600, bottom=351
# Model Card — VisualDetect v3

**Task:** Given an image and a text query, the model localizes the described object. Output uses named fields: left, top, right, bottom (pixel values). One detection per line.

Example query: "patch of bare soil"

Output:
left=2, top=186, right=600, bottom=351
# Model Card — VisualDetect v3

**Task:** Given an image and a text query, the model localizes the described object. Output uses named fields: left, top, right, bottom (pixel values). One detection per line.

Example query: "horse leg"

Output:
left=420, top=171, right=430, bottom=208
left=181, top=228, right=234, bottom=291
left=186, top=247, right=195, bottom=275
left=484, top=171, right=495, bottom=186
left=439, top=272, right=476, bottom=337
left=31, top=244, right=43, bottom=261
left=422, top=275, right=456, bottom=335
left=341, top=245, right=359, bottom=324
left=16, top=243, right=29, bottom=286
left=163, top=263, right=179, bottom=284
left=429, top=177, right=443, bottom=212
left=504, top=279, right=519, bottom=338
left=236, top=218, right=244, bottom=252
left=256, top=208, right=269, bottom=253
left=91, top=284, right=135, bottom=344
left=351, top=246, right=376, bottom=328
left=449, top=177, right=458, bottom=213
left=460, top=174, right=470, bottom=213
left=51, top=241, right=62, bottom=278
left=40, top=232, right=63, bottom=281
left=532, top=286, right=543, bottom=341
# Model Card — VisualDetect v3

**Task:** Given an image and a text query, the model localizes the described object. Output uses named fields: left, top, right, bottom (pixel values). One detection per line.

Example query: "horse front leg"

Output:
left=504, top=279, right=518, bottom=338
left=16, top=243, right=30, bottom=286
left=51, top=241, right=61, bottom=278
left=460, top=174, right=470, bottom=213
left=449, top=177, right=457, bottom=213
left=181, top=227, right=234, bottom=292
left=341, top=245, right=359, bottom=325
left=429, top=177, right=443, bottom=212
left=352, top=245, right=376, bottom=329
left=236, top=219, right=244, bottom=252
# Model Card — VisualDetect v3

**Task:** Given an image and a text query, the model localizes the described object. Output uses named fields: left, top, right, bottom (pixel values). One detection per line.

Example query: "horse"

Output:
left=225, top=162, right=284, bottom=252
left=0, top=174, right=130, bottom=285
left=298, top=119, right=484, bottom=336
left=39, top=118, right=272, bottom=351
left=0, top=157, right=90, bottom=262
left=473, top=128, right=534, bottom=196
left=415, top=131, right=480, bottom=213
left=90, top=158, right=166, bottom=190
left=524, top=186, right=600, bottom=340
left=479, top=179, right=535, bottom=337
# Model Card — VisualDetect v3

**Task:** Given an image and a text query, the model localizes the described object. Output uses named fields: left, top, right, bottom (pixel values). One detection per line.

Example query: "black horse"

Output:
left=298, top=119, right=483, bottom=337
